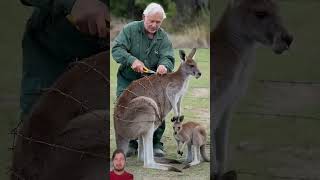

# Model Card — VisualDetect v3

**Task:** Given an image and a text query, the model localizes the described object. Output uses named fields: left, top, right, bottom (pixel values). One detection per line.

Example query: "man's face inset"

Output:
left=143, top=12, right=163, bottom=34
left=113, top=153, right=126, bottom=172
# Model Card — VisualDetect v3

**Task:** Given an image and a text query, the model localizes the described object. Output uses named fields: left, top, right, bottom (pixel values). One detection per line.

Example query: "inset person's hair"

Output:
left=112, top=149, right=126, bottom=161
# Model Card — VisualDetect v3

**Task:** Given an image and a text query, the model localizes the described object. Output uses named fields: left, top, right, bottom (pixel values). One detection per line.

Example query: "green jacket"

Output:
left=20, top=0, right=108, bottom=114
left=112, top=21, right=175, bottom=97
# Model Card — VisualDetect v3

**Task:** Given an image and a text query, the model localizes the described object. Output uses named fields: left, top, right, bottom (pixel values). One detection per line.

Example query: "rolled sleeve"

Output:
left=112, top=26, right=137, bottom=67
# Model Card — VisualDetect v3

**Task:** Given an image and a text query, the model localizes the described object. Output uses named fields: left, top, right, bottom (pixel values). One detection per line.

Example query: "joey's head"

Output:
left=171, top=116, right=184, bottom=135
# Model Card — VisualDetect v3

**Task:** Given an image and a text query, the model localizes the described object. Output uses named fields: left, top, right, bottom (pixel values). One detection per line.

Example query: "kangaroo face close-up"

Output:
left=230, top=0, right=293, bottom=54
left=179, top=49, right=202, bottom=79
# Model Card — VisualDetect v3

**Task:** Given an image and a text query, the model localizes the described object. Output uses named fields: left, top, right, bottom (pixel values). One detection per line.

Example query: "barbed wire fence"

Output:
left=229, top=79, right=320, bottom=179
left=7, top=55, right=320, bottom=179
left=110, top=69, right=320, bottom=179
left=179, top=77, right=320, bottom=179
left=8, top=60, right=110, bottom=179
left=237, top=169, right=320, bottom=180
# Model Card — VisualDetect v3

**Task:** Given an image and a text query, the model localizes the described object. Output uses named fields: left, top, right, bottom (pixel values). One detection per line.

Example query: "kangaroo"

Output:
left=212, top=0, right=293, bottom=179
left=11, top=51, right=109, bottom=180
left=113, top=48, right=201, bottom=171
left=171, top=116, right=209, bottom=169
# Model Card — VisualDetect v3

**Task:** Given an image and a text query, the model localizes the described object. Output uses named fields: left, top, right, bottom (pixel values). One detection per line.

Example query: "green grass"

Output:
left=109, top=48, right=211, bottom=179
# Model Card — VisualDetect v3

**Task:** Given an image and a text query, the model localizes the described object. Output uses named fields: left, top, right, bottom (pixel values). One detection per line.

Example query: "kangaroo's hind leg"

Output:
left=186, top=144, right=193, bottom=163
left=183, top=145, right=201, bottom=169
left=142, top=123, right=181, bottom=172
left=215, top=108, right=233, bottom=179
left=138, top=136, right=144, bottom=162
left=189, top=145, right=201, bottom=166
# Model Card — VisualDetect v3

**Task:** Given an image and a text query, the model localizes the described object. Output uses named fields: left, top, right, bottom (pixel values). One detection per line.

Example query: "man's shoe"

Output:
left=126, top=146, right=137, bottom=157
left=154, top=148, right=165, bottom=157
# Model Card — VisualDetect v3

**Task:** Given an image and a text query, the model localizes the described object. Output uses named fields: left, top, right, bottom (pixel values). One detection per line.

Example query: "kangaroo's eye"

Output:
left=178, top=127, right=180, bottom=130
left=255, top=11, right=268, bottom=19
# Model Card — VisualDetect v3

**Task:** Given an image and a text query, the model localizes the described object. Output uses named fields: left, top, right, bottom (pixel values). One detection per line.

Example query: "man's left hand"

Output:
left=157, top=65, right=167, bottom=75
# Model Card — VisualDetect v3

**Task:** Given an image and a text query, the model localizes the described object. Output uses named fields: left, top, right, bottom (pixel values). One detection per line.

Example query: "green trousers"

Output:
left=116, top=73, right=165, bottom=150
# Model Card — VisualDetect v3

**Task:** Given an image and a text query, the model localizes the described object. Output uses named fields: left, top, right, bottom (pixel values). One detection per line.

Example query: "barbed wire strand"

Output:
left=235, top=111, right=320, bottom=121
left=237, top=169, right=320, bottom=180
left=257, top=79, right=320, bottom=86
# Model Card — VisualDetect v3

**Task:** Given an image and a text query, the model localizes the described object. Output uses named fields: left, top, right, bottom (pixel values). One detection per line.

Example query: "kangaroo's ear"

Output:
left=187, top=48, right=197, bottom=59
left=171, top=117, right=176, bottom=122
left=179, top=115, right=184, bottom=122
left=179, top=50, right=186, bottom=61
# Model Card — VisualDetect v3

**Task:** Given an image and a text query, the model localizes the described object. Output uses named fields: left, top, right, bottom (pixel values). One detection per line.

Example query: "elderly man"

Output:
left=112, top=2, right=175, bottom=157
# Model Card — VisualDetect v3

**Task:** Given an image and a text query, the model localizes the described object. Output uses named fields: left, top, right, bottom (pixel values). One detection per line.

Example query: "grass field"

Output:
left=109, top=48, right=211, bottom=179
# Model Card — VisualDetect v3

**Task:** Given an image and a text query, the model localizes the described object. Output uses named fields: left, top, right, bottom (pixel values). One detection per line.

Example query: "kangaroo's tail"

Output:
left=115, top=96, right=161, bottom=138
left=126, top=96, right=161, bottom=121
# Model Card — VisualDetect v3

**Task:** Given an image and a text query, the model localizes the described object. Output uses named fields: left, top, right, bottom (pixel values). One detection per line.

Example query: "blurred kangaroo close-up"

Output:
left=212, top=0, right=293, bottom=179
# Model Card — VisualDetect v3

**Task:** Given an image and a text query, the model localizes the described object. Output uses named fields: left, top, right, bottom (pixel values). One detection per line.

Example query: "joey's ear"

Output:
left=171, top=117, right=176, bottom=122
left=179, top=50, right=186, bottom=61
left=179, top=115, right=184, bottom=122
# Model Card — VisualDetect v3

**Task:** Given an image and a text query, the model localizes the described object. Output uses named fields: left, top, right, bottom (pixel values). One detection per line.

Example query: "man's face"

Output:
left=143, top=12, right=164, bottom=34
left=113, top=153, right=126, bottom=172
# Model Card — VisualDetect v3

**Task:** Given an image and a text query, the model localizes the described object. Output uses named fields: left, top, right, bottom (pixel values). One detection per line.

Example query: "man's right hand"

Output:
left=131, top=60, right=145, bottom=73
left=70, top=0, right=109, bottom=38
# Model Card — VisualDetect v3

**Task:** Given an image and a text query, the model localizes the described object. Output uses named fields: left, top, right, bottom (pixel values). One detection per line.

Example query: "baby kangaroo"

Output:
left=171, top=116, right=210, bottom=169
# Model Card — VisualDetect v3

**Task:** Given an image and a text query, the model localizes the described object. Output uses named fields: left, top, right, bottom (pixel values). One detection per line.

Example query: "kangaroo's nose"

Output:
left=282, top=33, right=293, bottom=47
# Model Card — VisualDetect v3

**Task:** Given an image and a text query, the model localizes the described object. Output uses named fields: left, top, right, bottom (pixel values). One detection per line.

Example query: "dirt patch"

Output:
left=125, top=157, right=210, bottom=180
left=190, top=88, right=209, bottom=98
left=190, top=108, right=210, bottom=119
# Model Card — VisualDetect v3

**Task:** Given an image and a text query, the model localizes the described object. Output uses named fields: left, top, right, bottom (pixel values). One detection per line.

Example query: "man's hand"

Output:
left=131, top=60, right=145, bottom=73
left=157, top=65, right=167, bottom=75
left=70, top=0, right=109, bottom=38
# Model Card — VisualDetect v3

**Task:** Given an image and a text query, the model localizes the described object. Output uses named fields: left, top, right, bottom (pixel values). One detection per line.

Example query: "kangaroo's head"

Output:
left=179, top=48, right=202, bottom=79
left=172, top=116, right=184, bottom=135
left=228, top=0, right=293, bottom=54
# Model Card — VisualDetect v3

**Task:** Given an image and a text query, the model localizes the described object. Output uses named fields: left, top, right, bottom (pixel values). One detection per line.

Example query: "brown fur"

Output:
left=173, top=121, right=210, bottom=162
left=11, top=51, right=109, bottom=180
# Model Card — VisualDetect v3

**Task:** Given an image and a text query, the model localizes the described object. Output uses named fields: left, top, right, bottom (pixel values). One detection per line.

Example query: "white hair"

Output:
left=143, top=2, right=166, bottom=19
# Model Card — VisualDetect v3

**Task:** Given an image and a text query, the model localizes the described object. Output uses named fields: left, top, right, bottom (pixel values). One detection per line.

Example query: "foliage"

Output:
left=110, top=0, right=176, bottom=19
